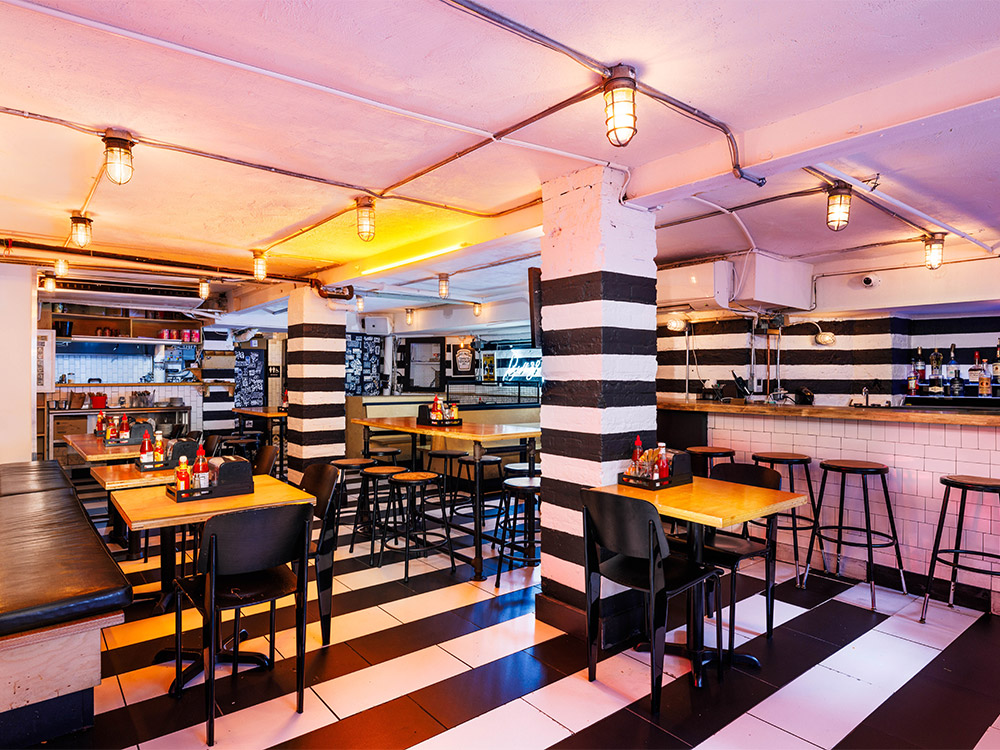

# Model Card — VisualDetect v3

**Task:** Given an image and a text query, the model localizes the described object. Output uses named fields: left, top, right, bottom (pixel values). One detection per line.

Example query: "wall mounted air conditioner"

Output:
left=361, top=316, right=393, bottom=336
left=656, top=260, right=734, bottom=311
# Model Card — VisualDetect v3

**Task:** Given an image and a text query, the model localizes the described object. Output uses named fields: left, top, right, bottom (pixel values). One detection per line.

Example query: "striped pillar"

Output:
left=536, top=165, right=658, bottom=638
left=200, top=328, right=235, bottom=435
left=286, top=287, right=346, bottom=485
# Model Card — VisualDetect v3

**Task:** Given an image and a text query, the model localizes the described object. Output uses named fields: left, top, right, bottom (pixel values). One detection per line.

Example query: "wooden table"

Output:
left=352, top=417, right=541, bottom=580
left=91, top=463, right=175, bottom=491
left=111, top=475, right=313, bottom=689
left=233, top=407, right=288, bottom=478
left=64, top=433, right=142, bottom=462
left=110, top=475, right=315, bottom=611
left=589, top=477, right=806, bottom=684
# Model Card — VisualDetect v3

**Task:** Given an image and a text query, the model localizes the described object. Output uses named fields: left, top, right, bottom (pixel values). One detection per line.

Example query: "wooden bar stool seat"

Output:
left=921, top=474, right=1000, bottom=622
left=494, top=476, right=541, bottom=586
left=502, top=461, right=541, bottom=478
left=686, top=446, right=735, bottom=478
left=750, top=451, right=826, bottom=587
left=350, top=465, right=406, bottom=564
left=382, top=471, right=455, bottom=581
left=806, top=458, right=906, bottom=610
left=367, top=447, right=401, bottom=465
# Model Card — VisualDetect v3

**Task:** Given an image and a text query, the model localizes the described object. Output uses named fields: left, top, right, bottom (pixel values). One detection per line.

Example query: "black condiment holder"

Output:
left=168, top=456, right=253, bottom=503
left=102, top=429, right=145, bottom=447
left=617, top=449, right=692, bottom=490
left=416, top=404, right=462, bottom=427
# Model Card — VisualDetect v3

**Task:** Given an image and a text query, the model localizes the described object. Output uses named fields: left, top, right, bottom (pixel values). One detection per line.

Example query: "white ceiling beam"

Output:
left=628, top=46, right=1000, bottom=209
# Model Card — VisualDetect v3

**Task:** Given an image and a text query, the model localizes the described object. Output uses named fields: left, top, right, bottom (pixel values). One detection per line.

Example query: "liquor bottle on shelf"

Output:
left=945, top=344, right=958, bottom=381
left=914, top=346, right=926, bottom=381
left=981, top=358, right=993, bottom=397
left=907, top=362, right=919, bottom=395
left=928, top=347, right=944, bottom=394
left=994, top=338, right=1000, bottom=384
left=969, top=351, right=983, bottom=383
left=950, top=373, right=965, bottom=396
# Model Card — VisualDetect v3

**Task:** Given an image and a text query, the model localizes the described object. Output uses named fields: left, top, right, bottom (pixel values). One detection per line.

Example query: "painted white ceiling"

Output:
left=2, top=0, right=1000, bottom=316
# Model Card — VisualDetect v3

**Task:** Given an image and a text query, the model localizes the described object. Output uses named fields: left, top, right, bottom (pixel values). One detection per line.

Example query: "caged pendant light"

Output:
left=924, top=232, right=945, bottom=270
left=70, top=215, right=92, bottom=248
left=826, top=181, right=852, bottom=231
left=405, top=308, right=413, bottom=325
left=356, top=197, right=375, bottom=242
left=53, top=257, right=69, bottom=277
left=252, top=250, right=267, bottom=282
left=42, top=275, right=56, bottom=293
left=438, top=273, right=450, bottom=299
left=356, top=296, right=365, bottom=313
left=603, top=65, right=637, bottom=147
left=198, top=279, right=210, bottom=300
left=102, top=129, right=134, bottom=185
left=473, top=302, right=482, bottom=317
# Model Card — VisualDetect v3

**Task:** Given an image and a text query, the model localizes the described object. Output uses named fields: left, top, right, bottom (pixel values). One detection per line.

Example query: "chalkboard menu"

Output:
left=346, top=333, right=383, bottom=396
left=234, top=347, right=265, bottom=408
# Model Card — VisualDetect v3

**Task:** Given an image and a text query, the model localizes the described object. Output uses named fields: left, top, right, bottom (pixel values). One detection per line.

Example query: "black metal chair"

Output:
left=203, top=433, right=222, bottom=458
left=671, top=462, right=782, bottom=664
left=172, top=503, right=311, bottom=747
left=582, top=489, right=723, bottom=717
left=252, top=444, right=278, bottom=476
left=297, top=463, right=341, bottom=645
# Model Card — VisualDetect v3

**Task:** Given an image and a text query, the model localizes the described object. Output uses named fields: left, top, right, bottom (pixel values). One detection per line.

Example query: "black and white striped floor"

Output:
left=46, top=473, right=1000, bottom=750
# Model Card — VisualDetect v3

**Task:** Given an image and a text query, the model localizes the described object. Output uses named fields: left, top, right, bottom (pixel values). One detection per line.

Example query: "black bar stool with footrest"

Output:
left=686, top=446, right=735, bottom=478
left=805, top=459, right=907, bottom=610
left=502, top=461, right=541, bottom=478
left=367, top=447, right=401, bottom=465
left=332, top=457, right=376, bottom=539
left=382, top=471, right=456, bottom=581
left=426, top=449, right=468, bottom=510
left=494, top=476, right=541, bottom=586
left=351, top=464, right=406, bottom=563
left=454, top=454, right=503, bottom=520
left=920, top=474, right=1000, bottom=623
left=751, top=452, right=827, bottom=587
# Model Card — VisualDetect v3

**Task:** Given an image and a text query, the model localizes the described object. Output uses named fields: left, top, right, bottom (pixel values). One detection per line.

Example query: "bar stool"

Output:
left=920, top=474, right=1000, bottom=623
left=502, top=461, right=541, bottom=478
left=426, top=449, right=468, bottom=509
left=805, top=459, right=907, bottom=610
left=382, top=471, right=455, bottom=582
left=686, top=446, right=735, bottom=478
left=454, top=454, right=503, bottom=520
left=332, top=457, right=376, bottom=541
left=750, top=452, right=827, bottom=587
left=368, top=447, right=401, bottom=465
left=494, top=476, right=541, bottom=586
left=351, top=465, right=406, bottom=563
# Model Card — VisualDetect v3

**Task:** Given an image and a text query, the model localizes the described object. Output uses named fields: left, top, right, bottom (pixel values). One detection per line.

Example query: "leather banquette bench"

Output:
left=0, top=461, right=132, bottom=746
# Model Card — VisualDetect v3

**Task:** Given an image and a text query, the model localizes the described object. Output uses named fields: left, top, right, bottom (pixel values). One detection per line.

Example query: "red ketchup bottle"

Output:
left=140, top=430, right=153, bottom=465
left=96, top=410, right=105, bottom=436
left=192, top=444, right=210, bottom=489
left=657, top=443, right=670, bottom=484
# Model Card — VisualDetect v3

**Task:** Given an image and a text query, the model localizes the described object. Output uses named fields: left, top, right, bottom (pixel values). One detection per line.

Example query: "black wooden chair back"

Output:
left=253, top=445, right=278, bottom=476
left=710, top=462, right=782, bottom=491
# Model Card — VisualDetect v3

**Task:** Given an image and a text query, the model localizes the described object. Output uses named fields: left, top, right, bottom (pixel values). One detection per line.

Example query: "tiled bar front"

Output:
left=703, top=410, right=1000, bottom=612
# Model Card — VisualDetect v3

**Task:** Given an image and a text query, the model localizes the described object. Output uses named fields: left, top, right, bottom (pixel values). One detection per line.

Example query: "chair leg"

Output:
left=880, top=473, right=908, bottom=595
left=803, top=469, right=829, bottom=586
left=586, top=571, right=600, bottom=682
left=649, top=590, right=666, bottom=719
left=714, top=576, right=724, bottom=682
left=174, top=581, right=183, bottom=697
left=296, top=590, right=305, bottom=713
left=232, top=608, right=241, bottom=676
left=206, top=609, right=217, bottom=746
left=765, top=515, right=777, bottom=639
left=728, top=566, right=737, bottom=662
left=921, top=485, right=952, bottom=622
left=316, top=552, right=334, bottom=646
left=861, top=478, right=877, bottom=610
left=270, top=601, right=277, bottom=665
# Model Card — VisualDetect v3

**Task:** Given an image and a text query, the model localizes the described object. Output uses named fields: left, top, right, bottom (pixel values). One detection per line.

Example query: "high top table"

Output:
left=233, top=407, right=287, bottom=478
left=589, top=477, right=806, bottom=685
left=352, top=416, right=540, bottom=581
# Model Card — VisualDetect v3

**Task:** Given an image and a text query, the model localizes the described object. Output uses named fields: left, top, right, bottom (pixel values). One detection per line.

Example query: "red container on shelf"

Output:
left=91, top=394, right=107, bottom=409
left=169, top=329, right=180, bottom=340
left=190, top=329, right=200, bottom=343
left=181, top=329, right=191, bottom=342
left=158, top=329, right=170, bottom=339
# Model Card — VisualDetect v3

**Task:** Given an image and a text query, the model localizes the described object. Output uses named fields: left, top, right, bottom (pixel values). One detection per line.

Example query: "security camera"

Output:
left=861, top=274, right=881, bottom=288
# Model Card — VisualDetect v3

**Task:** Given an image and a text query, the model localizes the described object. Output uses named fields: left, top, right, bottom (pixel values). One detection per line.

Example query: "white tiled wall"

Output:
left=56, top=354, right=151, bottom=383
left=708, top=413, right=1000, bottom=609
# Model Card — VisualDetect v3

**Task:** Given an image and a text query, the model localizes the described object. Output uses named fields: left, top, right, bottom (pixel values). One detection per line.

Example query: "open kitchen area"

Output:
left=5, top=2, right=1000, bottom=749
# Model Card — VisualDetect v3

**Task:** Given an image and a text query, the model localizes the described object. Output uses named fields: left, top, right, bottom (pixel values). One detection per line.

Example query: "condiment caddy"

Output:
left=618, top=435, right=692, bottom=490
left=416, top=395, right=462, bottom=426
left=167, top=455, right=253, bottom=502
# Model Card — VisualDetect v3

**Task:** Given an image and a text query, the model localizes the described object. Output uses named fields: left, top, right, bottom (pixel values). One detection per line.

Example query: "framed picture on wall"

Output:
left=452, top=343, right=476, bottom=378
left=481, top=352, right=495, bottom=382
left=36, top=329, right=55, bottom=393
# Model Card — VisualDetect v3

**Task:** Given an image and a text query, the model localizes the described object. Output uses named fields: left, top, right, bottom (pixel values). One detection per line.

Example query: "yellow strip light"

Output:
left=361, top=245, right=461, bottom=276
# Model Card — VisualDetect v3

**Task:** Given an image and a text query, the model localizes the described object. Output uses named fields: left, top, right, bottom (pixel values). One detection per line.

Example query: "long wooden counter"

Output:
left=657, top=398, right=1000, bottom=426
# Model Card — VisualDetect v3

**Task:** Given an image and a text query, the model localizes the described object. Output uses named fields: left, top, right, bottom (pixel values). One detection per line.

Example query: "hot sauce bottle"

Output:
left=192, top=443, right=209, bottom=489
left=96, top=410, right=105, bottom=436
left=140, top=430, right=153, bottom=465
left=153, top=430, right=165, bottom=463
left=175, top=456, right=190, bottom=491
left=119, top=413, right=129, bottom=437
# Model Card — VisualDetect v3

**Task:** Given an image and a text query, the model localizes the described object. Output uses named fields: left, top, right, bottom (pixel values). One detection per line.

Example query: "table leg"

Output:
left=152, top=525, right=178, bottom=615
left=363, top=426, right=371, bottom=458
left=526, top=437, right=537, bottom=564
left=278, top=417, right=286, bottom=480
left=411, top=433, right=418, bottom=471
left=686, top=522, right=706, bottom=687
left=472, top=441, right=485, bottom=581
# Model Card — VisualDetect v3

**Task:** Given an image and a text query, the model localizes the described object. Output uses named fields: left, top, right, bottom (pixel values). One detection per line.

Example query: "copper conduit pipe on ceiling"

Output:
left=655, top=187, right=828, bottom=230
left=3, top=238, right=310, bottom=283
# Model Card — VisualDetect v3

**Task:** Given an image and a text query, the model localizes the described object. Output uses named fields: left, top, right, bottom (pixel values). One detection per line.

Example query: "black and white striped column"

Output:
left=200, top=328, right=235, bottom=435
left=535, top=166, right=658, bottom=635
left=286, top=287, right=346, bottom=485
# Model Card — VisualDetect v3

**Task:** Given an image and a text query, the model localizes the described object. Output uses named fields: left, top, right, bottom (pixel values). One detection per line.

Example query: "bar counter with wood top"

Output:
left=657, top=396, right=1000, bottom=607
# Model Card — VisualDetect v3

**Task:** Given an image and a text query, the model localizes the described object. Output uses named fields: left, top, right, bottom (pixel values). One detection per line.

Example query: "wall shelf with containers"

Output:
left=52, top=305, right=203, bottom=344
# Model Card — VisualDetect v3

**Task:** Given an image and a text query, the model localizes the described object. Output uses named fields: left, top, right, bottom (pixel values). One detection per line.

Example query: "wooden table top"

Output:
left=352, top=416, right=540, bottom=442
left=590, top=476, right=807, bottom=528
left=232, top=407, right=287, bottom=419
left=91, top=463, right=175, bottom=490
left=109, top=475, right=315, bottom=532
left=64, top=433, right=142, bottom=462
